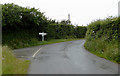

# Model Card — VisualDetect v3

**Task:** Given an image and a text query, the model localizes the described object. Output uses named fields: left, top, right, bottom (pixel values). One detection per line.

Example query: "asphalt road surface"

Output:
left=13, top=40, right=118, bottom=74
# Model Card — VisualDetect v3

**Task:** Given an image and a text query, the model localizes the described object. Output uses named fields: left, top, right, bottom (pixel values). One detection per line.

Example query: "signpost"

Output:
left=39, top=32, right=47, bottom=41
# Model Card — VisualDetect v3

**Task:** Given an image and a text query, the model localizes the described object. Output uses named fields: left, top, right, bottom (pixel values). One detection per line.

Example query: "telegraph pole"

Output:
left=68, top=14, right=70, bottom=21
left=68, top=14, right=70, bottom=24
left=118, top=1, right=120, bottom=17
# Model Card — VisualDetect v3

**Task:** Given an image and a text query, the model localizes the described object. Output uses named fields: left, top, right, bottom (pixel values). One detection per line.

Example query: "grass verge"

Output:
left=0, top=45, right=2, bottom=76
left=2, top=46, right=30, bottom=74
left=84, top=39, right=119, bottom=64
left=6, top=38, right=83, bottom=49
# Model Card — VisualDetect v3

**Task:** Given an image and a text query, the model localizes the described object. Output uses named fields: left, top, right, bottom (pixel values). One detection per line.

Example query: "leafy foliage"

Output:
left=2, top=3, right=87, bottom=49
left=86, top=17, right=119, bottom=41
left=74, top=26, right=87, bottom=38
left=85, top=17, right=119, bottom=63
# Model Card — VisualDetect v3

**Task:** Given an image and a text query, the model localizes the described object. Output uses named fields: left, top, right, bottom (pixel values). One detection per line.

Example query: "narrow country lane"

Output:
left=13, top=40, right=118, bottom=74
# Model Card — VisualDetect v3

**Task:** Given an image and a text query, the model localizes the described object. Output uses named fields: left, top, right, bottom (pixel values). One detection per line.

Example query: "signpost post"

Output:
left=39, top=32, right=47, bottom=41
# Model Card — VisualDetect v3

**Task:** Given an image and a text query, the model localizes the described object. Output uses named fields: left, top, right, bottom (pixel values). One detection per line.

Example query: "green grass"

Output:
left=2, top=46, right=30, bottom=74
left=84, top=39, right=119, bottom=64
left=5, top=38, right=83, bottom=49
left=0, top=45, right=2, bottom=76
left=33, top=38, right=83, bottom=46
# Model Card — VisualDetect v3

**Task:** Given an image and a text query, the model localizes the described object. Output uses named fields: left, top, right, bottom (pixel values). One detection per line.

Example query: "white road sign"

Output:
left=39, top=32, right=47, bottom=41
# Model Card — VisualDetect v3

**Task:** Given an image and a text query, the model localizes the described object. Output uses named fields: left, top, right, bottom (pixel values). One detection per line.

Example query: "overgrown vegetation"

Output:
left=84, top=17, right=119, bottom=63
left=0, top=46, right=2, bottom=76
left=2, top=46, right=30, bottom=74
left=2, top=3, right=87, bottom=49
left=4, top=39, right=82, bottom=49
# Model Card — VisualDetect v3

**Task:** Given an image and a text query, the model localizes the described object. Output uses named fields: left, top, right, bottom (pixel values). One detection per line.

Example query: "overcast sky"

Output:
left=0, top=0, right=119, bottom=26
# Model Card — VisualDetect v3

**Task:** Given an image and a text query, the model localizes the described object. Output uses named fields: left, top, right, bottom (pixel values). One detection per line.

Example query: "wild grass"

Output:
left=84, top=38, right=119, bottom=63
left=0, top=45, right=2, bottom=76
left=85, top=17, right=119, bottom=63
left=2, top=46, right=30, bottom=74
left=3, top=38, right=82, bottom=49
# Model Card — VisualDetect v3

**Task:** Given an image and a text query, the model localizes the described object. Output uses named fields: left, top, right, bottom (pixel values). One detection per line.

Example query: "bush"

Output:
left=2, top=3, right=87, bottom=49
left=74, top=26, right=87, bottom=38
left=85, top=17, right=119, bottom=63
